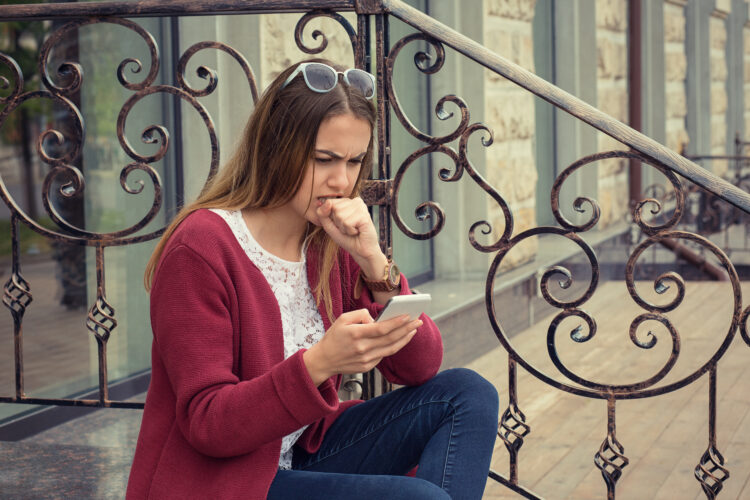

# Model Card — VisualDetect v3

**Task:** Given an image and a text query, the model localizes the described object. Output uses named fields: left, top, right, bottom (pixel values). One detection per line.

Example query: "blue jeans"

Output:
left=267, top=368, right=499, bottom=500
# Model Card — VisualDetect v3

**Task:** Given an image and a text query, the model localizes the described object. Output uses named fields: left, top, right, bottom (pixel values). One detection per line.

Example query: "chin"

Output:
left=306, top=215, right=323, bottom=227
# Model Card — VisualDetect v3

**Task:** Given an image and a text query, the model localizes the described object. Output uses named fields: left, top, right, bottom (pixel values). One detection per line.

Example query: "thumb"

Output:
left=318, top=211, right=338, bottom=234
left=340, top=308, right=374, bottom=324
left=317, top=206, right=345, bottom=241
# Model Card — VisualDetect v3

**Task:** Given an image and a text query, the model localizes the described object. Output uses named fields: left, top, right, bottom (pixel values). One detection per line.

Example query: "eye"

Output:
left=315, top=157, right=332, bottom=164
left=348, top=159, right=363, bottom=165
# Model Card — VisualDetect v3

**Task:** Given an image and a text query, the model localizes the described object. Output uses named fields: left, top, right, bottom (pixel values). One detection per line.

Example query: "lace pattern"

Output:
left=210, top=209, right=326, bottom=470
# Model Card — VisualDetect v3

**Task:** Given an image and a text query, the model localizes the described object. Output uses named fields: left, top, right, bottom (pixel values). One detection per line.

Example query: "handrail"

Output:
left=0, top=0, right=356, bottom=21
left=383, top=0, right=750, bottom=215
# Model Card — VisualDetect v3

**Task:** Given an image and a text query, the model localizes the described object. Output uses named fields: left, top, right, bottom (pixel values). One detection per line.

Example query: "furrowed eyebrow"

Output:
left=315, top=149, right=367, bottom=160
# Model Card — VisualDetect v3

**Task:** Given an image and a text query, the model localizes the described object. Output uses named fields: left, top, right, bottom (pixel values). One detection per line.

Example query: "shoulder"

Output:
left=170, top=209, right=233, bottom=247
left=157, top=209, right=249, bottom=277
left=163, top=208, right=246, bottom=259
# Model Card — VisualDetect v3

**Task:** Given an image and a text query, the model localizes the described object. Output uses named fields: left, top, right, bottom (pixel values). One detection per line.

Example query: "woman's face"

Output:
left=290, top=112, right=372, bottom=226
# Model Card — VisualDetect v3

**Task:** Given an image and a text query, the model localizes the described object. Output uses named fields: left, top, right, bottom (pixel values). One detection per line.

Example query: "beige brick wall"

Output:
left=259, top=14, right=356, bottom=88
left=596, top=0, right=629, bottom=228
left=483, top=0, right=538, bottom=271
left=710, top=11, right=729, bottom=176
left=664, top=1, right=689, bottom=154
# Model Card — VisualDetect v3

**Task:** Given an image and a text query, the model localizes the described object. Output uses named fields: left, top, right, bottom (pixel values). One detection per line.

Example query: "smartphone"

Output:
left=376, top=293, right=432, bottom=322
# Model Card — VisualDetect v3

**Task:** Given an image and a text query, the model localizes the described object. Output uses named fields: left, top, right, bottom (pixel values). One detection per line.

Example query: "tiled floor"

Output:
left=1, top=399, right=143, bottom=500
left=2, top=255, right=750, bottom=498
left=472, top=281, right=750, bottom=499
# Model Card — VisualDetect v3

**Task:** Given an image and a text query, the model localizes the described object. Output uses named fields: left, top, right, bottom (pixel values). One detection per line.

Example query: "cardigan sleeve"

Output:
left=150, top=243, right=340, bottom=458
left=343, top=253, right=443, bottom=386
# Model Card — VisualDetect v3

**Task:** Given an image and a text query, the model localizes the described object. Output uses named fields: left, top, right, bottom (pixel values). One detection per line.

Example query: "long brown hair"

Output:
left=144, top=58, right=376, bottom=319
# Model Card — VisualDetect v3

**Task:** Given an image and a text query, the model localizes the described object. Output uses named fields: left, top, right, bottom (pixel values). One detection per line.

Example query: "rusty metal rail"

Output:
left=2, top=1, right=750, bottom=498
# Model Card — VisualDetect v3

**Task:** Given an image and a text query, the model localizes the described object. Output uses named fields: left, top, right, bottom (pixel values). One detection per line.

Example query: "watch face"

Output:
left=388, top=262, right=400, bottom=285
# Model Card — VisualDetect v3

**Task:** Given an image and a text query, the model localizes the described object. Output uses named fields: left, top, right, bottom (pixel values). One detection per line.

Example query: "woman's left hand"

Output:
left=316, top=197, right=386, bottom=277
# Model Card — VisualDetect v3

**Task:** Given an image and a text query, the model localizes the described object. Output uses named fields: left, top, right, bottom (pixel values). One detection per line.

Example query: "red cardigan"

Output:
left=126, top=209, right=443, bottom=500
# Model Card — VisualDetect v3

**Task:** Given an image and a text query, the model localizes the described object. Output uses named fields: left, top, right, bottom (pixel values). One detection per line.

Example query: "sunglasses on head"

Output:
left=281, top=62, right=376, bottom=100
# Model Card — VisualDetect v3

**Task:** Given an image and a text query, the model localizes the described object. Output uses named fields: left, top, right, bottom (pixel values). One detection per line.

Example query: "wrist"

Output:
left=303, top=345, right=331, bottom=386
left=362, top=253, right=388, bottom=281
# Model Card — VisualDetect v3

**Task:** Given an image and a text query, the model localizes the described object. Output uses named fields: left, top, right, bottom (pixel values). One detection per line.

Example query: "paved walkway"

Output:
left=1, top=276, right=749, bottom=499
left=1, top=402, right=142, bottom=499
left=471, top=281, right=750, bottom=499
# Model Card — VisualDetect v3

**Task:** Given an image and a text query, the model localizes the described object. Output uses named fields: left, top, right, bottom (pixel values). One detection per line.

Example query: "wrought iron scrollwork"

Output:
left=498, top=402, right=530, bottom=454
left=594, top=399, right=629, bottom=498
left=0, top=53, right=24, bottom=103
left=386, top=33, right=509, bottom=249
left=294, top=10, right=359, bottom=63
left=695, top=445, right=730, bottom=499
left=478, top=149, right=744, bottom=495
left=86, top=295, right=117, bottom=344
left=481, top=150, right=742, bottom=398
left=1, top=15, right=259, bottom=409
left=177, top=41, right=259, bottom=102
left=0, top=16, right=263, bottom=245
left=3, top=272, right=32, bottom=320
left=1, top=4, right=749, bottom=498
left=386, top=33, right=469, bottom=144
left=382, top=21, right=749, bottom=494
left=594, top=435, right=629, bottom=492
left=740, top=305, right=750, bottom=347
left=390, top=144, right=455, bottom=240
left=39, top=18, right=160, bottom=95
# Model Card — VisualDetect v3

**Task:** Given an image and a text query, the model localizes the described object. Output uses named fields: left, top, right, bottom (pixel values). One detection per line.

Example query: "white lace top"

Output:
left=210, top=209, right=326, bottom=470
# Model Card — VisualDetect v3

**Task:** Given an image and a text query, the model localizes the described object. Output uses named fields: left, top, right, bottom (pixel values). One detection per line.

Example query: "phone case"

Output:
left=376, top=293, right=432, bottom=322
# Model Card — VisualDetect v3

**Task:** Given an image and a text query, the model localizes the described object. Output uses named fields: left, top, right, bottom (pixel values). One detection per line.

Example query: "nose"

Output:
left=328, top=161, right=350, bottom=190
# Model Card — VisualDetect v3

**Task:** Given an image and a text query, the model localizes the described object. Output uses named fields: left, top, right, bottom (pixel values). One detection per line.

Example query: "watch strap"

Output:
left=353, top=260, right=400, bottom=298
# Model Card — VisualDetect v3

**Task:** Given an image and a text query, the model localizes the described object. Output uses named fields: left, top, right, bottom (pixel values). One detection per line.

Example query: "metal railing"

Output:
left=2, top=1, right=750, bottom=498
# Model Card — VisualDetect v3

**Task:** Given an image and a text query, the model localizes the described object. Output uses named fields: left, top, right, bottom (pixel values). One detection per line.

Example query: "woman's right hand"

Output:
left=303, top=309, right=422, bottom=386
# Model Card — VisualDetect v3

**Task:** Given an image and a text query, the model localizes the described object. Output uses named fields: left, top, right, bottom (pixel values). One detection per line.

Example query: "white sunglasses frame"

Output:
left=281, top=63, right=376, bottom=100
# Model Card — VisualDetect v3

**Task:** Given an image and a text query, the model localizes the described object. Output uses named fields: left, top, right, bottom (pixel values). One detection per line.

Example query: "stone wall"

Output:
left=483, top=0, right=538, bottom=271
left=710, top=8, right=729, bottom=176
left=596, top=0, right=629, bottom=228
left=259, top=14, right=356, bottom=88
left=664, top=0, right=689, bottom=154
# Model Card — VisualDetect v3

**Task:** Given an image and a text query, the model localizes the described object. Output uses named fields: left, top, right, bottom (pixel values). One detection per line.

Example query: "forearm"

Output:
left=172, top=350, right=339, bottom=457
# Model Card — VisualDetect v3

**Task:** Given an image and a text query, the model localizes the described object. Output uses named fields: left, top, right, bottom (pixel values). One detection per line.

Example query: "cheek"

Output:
left=349, top=167, right=362, bottom=189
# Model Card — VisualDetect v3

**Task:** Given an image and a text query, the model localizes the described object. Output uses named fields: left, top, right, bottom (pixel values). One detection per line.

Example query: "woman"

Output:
left=127, top=59, right=499, bottom=500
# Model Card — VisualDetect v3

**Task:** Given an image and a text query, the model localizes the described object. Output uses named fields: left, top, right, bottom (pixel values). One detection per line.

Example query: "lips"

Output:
left=317, top=195, right=343, bottom=206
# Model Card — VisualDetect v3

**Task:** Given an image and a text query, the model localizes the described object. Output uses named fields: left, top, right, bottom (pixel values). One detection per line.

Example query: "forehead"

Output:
left=315, top=113, right=371, bottom=150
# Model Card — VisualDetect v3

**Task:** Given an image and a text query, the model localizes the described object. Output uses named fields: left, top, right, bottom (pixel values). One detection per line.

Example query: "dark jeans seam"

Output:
left=439, top=411, right=457, bottom=490
left=297, top=399, right=457, bottom=470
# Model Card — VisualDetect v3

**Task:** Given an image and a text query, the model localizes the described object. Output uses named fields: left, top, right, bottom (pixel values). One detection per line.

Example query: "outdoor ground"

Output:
left=1, top=261, right=749, bottom=498
left=471, top=280, right=750, bottom=499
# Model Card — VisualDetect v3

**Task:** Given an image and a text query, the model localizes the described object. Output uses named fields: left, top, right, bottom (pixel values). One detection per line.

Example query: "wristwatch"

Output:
left=361, top=259, right=401, bottom=292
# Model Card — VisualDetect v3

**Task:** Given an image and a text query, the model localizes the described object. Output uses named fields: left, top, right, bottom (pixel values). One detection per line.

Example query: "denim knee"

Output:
left=401, top=478, right=452, bottom=500
left=434, top=368, right=500, bottom=419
